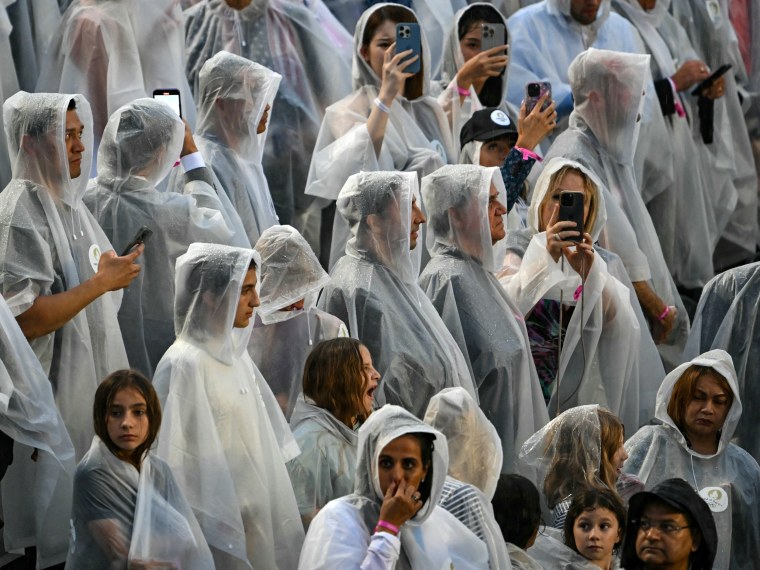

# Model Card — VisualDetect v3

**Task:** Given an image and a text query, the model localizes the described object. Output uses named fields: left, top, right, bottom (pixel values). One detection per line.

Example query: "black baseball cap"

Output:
left=460, top=107, right=518, bottom=149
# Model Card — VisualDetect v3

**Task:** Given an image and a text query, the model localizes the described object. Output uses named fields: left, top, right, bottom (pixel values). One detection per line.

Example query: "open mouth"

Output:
left=366, top=385, right=376, bottom=400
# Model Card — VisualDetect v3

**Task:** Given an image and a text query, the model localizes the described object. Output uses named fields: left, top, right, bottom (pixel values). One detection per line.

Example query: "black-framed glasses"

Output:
left=633, top=519, right=691, bottom=535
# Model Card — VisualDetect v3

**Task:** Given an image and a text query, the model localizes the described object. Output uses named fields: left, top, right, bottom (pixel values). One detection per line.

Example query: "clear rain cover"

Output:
left=623, top=349, right=760, bottom=570
left=319, top=170, right=478, bottom=419
left=419, top=164, right=549, bottom=473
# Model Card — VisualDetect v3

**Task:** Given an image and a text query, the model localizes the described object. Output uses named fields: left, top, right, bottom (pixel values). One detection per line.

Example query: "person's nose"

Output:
left=496, top=199, right=507, bottom=216
left=121, top=412, right=134, bottom=429
left=391, top=463, right=404, bottom=483
left=250, top=290, right=260, bottom=308
left=73, top=136, right=85, bottom=153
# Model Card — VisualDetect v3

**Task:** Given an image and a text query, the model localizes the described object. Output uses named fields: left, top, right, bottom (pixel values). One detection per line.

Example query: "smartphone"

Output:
left=558, top=192, right=584, bottom=243
left=480, top=23, right=506, bottom=52
left=121, top=226, right=153, bottom=256
left=525, top=81, right=551, bottom=113
left=396, top=23, right=421, bottom=75
left=691, top=64, right=732, bottom=96
left=152, top=88, right=182, bottom=118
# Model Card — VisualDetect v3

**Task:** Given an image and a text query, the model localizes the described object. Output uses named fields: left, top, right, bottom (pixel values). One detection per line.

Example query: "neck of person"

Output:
left=684, top=428, right=719, bottom=455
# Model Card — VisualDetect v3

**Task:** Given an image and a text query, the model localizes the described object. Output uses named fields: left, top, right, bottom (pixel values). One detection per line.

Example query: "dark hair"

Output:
left=93, top=370, right=161, bottom=468
left=491, top=474, right=541, bottom=549
left=564, top=488, right=626, bottom=554
left=361, top=5, right=424, bottom=100
left=302, top=338, right=369, bottom=426
left=457, top=5, right=506, bottom=107
left=408, top=432, right=435, bottom=503
left=67, top=98, right=77, bottom=111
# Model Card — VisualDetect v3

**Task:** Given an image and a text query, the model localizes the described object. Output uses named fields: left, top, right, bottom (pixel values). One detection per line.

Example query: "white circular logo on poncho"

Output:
left=490, top=110, right=511, bottom=126
left=88, top=244, right=102, bottom=273
left=699, top=486, right=728, bottom=513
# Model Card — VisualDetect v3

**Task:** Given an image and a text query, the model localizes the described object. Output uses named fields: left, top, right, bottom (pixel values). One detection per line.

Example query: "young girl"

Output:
left=564, top=488, right=626, bottom=570
left=67, top=370, right=212, bottom=569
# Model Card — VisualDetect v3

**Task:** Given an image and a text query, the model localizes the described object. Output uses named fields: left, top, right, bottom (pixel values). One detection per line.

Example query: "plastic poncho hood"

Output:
left=568, top=48, right=650, bottom=165
left=423, top=387, right=502, bottom=499
left=254, top=224, right=330, bottom=323
left=423, top=164, right=507, bottom=274
left=547, top=0, right=613, bottom=47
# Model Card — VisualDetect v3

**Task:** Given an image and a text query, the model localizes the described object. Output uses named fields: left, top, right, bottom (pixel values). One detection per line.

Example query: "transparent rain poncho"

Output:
left=36, top=0, right=196, bottom=168
left=168, top=50, right=281, bottom=245
left=418, top=164, right=549, bottom=472
left=183, top=0, right=352, bottom=230
left=623, top=350, right=760, bottom=570
left=0, top=294, right=75, bottom=569
left=498, top=158, right=660, bottom=430
left=5, top=0, right=61, bottom=92
left=612, top=0, right=717, bottom=288
left=248, top=225, right=347, bottom=418
left=154, top=243, right=304, bottom=570
left=670, top=0, right=759, bottom=260
left=84, top=98, right=247, bottom=378
left=319, top=171, right=478, bottom=418
left=67, top=436, right=214, bottom=569
left=304, top=2, right=452, bottom=267
left=0, top=92, right=128, bottom=459
left=545, top=48, right=689, bottom=367
left=298, top=404, right=490, bottom=570
left=685, top=262, right=760, bottom=463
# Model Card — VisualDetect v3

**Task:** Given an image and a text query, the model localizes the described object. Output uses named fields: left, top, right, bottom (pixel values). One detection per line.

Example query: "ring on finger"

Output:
left=412, top=492, right=422, bottom=501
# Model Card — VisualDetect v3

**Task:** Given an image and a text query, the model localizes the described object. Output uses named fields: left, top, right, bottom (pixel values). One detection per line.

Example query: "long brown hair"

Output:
left=598, top=408, right=625, bottom=491
left=302, top=338, right=370, bottom=426
left=361, top=5, right=424, bottom=100
left=667, top=365, right=734, bottom=435
left=93, top=369, right=162, bottom=468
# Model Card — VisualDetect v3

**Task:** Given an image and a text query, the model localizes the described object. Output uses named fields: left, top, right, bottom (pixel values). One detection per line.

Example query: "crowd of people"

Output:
left=0, top=0, right=759, bottom=568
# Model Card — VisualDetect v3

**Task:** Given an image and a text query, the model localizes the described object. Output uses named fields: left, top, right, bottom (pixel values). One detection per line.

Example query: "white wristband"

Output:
left=374, top=97, right=391, bottom=114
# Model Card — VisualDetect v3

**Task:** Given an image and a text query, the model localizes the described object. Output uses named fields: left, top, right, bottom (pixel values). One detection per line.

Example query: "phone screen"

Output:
left=153, top=90, right=182, bottom=118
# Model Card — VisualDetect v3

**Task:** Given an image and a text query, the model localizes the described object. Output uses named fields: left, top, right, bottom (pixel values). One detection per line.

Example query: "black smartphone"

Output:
left=691, top=64, right=732, bottom=96
left=558, top=192, right=584, bottom=243
left=396, top=23, right=421, bottom=75
left=525, top=81, right=551, bottom=113
left=121, top=226, right=153, bottom=256
left=480, top=23, right=506, bottom=52
left=152, top=88, right=182, bottom=118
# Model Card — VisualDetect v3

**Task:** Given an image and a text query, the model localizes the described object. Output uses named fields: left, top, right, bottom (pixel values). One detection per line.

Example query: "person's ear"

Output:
left=690, top=529, right=702, bottom=553
left=360, top=45, right=370, bottom=63
left=588, top=90, right=601, bottom=106
left=449, top=206, right=467, bottom=231
left=20, top=134, right=38, bottom=156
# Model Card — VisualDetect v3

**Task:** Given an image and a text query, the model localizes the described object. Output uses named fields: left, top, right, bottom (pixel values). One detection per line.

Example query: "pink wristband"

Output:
left=667, top=78, right=687, bottom=118
left=375, top=520, right=400, bottom=535
left=657, top=305, right=671, bottom=322
left=573, top=285, right=583, bottom=301
left=514, top=146, right=543, bottom=162
left=456, top=85, right=470, bottom=97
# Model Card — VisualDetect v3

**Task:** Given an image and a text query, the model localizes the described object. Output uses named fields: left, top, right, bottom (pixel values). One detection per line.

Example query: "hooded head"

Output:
left=253, top=224, right=330, bottom=324
left=547, top=0, right=612, bottom=44
left=337, top=170, right=423, bottom=284
left=353, top=3, right=431, bottom=98
left=196, top=50, right=281, bottom=159
left=569, top=48, right=650, bottom=165
left=422, top=164, right=507, bottom=273
left=173, top=242, right=260, bottom=364
left=97, top=98, right=184, bottom=192
left=621, top=478, right=718, bottom=570
left=528, top=157, right=607, bottom=241
left=4, top=91, right=94, bottom=206
left=354, top=404, right=448, bottom=525
left=423, top=387, right=503, bottom=499
left=654, top=349, right=741, bottom=458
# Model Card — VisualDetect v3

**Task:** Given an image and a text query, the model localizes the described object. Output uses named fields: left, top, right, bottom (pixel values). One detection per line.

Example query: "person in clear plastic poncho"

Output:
left=623, top=349, right=760, bottom=570
left=684, top=262, right=760, bottom=464
left=544, top=48, right=689, bottom=369
left=498, top=158, right=663, bottom=428
left=5, top=0, right=61, bottom=92
left=304, top=2, right=454, bottom=267
left=0, top=92, right=139, bottom=459
left=153, top=242, right=304, bottom=570
left=183, top=0, right=352, bottom=234
left=298, top=404, right=489, bottom=570
left=418, top=164, right=549, bottom=472
left=168, top=50, right=281, bottom=245
left=67, top=370, right=213, bottom=569
left=84, top=98, right=248, bottom=379
left=249, top=224, right=348, bottom=418
left=318, top=170, right=478, bottom=419
left=0, top=295, right=75, bottom=569
left=36, top=0, right=197, bottom=170
left=423, top=387, right=513, bottom=570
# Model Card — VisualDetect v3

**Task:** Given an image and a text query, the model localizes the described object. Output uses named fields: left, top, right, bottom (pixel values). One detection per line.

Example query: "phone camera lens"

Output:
left=527, top=84, right=540, bottom=97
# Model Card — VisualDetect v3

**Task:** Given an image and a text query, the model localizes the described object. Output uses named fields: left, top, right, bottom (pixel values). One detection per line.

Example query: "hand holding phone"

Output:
left=121, top=226, right=153, bottom=256
left=153, top=88, right=182, bottom=118
left=396, top=23, right=422, bottom=75
left=525, top=82, right=552, bottom=114
left=691, top=64, right=731, bottom=96
left=558, top=192, right=584, bottom=243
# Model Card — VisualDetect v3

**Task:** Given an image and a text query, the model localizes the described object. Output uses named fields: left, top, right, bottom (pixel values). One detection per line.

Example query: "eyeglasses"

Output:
left=633, top=519, right=691, bottom=535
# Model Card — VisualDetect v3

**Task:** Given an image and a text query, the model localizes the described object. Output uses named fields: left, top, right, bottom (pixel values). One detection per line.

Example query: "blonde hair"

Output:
left=540, top=165, right=599, bottom=234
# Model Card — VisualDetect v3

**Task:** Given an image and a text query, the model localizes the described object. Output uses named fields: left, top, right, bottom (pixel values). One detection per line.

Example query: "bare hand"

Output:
left=651, top=306, right=677, bottom=344
left=378, top=43, right=419, bottom=104
left=545, top=205, right=581, bottom=263
left=516, top=93, right=556, bottom=150
left=180, top=119, right=198, bottom=158
left=671, top=60, right=710, bottom=92
left=95, top=246, right=143, bottom=292
left=564, top=233, right=595, bottom=282
left=455, top=45, right=509, bottom=90
left=702, top=76, right=726, bottom=100
left=378, top=479, right=424, bottom=529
